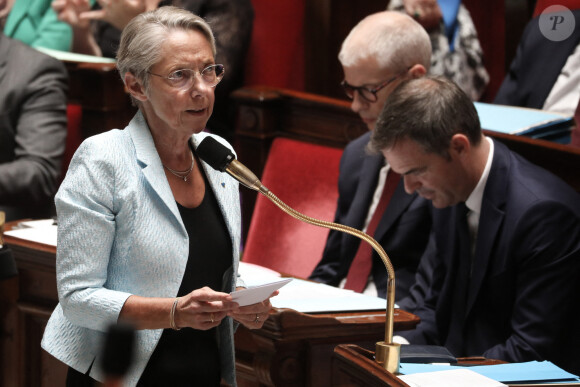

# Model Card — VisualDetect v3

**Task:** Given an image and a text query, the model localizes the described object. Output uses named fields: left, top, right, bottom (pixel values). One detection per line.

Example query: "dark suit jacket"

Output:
left=401, top=140, right=580, bottom=375
left=494, top=9, right=580, bottom=108
left=309, top=132, right=432, bottom=300
left=0, top=33, right=68, bottom=221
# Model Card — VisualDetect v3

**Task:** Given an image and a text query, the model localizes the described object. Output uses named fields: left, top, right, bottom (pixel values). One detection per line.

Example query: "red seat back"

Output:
left=242, top=138, right=342, bottom=278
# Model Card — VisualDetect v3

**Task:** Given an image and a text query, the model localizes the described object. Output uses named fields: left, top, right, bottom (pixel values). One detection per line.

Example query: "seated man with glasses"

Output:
left=309, top=11, right=433, bottom=307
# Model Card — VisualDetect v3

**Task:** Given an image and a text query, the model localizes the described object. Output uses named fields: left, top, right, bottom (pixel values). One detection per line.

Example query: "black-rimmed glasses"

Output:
left=148, top=64, right=225, bottom=90
left=340, top=69, right=407, bottom=103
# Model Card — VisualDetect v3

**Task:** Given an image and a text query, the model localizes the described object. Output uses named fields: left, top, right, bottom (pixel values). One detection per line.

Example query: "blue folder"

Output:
left=399, top=361, right=580, bottom=384
left=474, top=102, right=574, bottom=143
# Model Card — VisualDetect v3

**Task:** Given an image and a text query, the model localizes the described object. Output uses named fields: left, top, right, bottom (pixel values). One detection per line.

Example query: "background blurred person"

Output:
left=0, top=30, right=68, bottom=221
left=388, top=0, right=490, bottom=101
left=1, top=0, right=72, bottom=51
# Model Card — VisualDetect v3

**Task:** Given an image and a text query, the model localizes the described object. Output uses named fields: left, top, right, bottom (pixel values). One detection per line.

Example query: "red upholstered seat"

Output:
left=241, top=138, right=342, bottom=278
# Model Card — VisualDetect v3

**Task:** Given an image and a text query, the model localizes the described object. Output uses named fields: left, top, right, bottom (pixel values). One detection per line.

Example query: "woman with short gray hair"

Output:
left=41, top=6, right=273, bottom=386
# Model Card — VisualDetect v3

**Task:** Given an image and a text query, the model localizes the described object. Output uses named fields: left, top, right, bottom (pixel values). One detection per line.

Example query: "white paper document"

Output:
left=231, top=278, right=292, bottom=306
left=4, top=221, right=57, bottom=247
left=271, top=277, right=388, bottom=313
left=398, top=369, right=507, bottom=387
left=237, top=262, right=390, bottom=313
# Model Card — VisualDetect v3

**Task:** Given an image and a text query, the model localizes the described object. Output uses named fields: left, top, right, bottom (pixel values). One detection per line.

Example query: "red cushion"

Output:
left=242, top=138, right=342, bottom=278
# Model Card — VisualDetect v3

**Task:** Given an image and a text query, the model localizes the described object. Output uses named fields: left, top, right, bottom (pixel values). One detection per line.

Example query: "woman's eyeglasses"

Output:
left=148, top=64, right=225, bottom=90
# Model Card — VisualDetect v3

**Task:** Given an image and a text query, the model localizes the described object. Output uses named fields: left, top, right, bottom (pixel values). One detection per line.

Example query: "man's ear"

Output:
left=449, top=133, right=470, bottom=159
left=124, top=72, right=148, bottom=102
left=408, top=64, right=427, bottom=78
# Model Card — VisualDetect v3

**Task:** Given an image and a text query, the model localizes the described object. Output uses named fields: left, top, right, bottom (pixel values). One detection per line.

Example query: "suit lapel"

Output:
left=465, top=141, right=508, bottom=315
left=127, top=112, right=186, bottom=235
left=374, top=182, right=415, bottom=241
left=345, top=153, right=383, bottom=229
left=0, top=34, right=8, bottom=85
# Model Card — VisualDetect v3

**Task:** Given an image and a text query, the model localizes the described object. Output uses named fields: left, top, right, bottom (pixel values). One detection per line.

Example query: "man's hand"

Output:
left=52, top=0, right=92, bottom=30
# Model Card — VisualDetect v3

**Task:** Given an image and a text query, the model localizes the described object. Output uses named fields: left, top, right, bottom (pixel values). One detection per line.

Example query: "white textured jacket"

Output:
left=41, top=111, right=242, bottom=386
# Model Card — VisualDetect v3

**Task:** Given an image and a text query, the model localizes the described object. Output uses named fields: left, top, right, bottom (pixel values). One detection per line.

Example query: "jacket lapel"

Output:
left=374, top=182, right=415, bottom=241
left=346, top=153, right=383, bottom=229
left=0, top=34, right=8, bottom=84
left=465, top=141, right=508, bottom=315
left=127, top=112, right=186, bottom=235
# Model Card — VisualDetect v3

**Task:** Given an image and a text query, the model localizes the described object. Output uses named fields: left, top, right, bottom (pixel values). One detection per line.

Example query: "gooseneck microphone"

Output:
left=197, top=136, right=402, bottom=373
left=196, top=137, right=265, bottom=192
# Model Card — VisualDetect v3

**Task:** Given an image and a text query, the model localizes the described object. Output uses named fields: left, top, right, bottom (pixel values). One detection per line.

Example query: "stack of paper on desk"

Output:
left=4, top=219, right=57, bottom=246
left=238, top=262, right=388, bottom=313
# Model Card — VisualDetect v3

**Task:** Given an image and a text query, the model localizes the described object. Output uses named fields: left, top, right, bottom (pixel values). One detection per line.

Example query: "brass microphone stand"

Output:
left=226, top=161, right=401, bottom=373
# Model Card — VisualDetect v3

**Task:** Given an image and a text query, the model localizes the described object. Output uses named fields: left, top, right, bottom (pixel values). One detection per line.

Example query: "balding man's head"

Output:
left=339, top=11, right=431, bottom=74
left=338, top=11, right=431, bottom=131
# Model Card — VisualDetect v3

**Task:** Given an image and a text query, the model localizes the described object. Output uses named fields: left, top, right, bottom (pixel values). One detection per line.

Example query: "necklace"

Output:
left=163, top=150, right=195, bottom=182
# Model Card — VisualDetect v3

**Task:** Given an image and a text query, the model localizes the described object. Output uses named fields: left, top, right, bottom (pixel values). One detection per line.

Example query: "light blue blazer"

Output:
left=41, top=111, right=243, bottom=386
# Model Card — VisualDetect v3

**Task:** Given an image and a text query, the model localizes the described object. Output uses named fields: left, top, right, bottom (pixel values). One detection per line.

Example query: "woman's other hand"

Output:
left=175, top=287, right=239, bottom=330
left=228, top=290, right=278, bottom=329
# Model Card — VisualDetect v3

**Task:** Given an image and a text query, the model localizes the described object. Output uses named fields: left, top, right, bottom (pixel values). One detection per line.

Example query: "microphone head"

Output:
left=101, top=322, right=135, bottom=378
left=196, top=137, right=235, bottom=172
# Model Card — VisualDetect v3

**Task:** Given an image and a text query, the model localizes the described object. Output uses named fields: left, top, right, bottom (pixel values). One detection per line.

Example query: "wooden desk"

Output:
left=332, top=344, right=506, bottom=387
left=0, top=227, right=61, bottom=387
left=0, top=226, right=419, bottom=387
left=235, top=308, right=418, bottom=387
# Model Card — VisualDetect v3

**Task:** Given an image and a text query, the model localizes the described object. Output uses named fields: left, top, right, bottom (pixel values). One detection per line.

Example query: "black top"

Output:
left=138, top=172, right=232, bottom=386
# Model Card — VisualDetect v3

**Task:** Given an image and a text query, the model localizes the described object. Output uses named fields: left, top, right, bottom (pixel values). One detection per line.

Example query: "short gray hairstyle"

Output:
left=117, top=6, right=216, bottom=94
left=370, top=76, right=481, bottom=158
left=339, top=11, right=431, bottom=74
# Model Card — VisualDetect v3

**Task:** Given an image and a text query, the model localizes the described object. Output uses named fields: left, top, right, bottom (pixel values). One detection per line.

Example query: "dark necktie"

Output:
left=445, top=202, right=472, bottom=357
left=344, top=171, right=401, bottom=293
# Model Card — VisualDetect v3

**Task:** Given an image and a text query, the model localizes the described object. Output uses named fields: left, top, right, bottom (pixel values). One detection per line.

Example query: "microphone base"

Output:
left=375, top=341, right=401, bottom=374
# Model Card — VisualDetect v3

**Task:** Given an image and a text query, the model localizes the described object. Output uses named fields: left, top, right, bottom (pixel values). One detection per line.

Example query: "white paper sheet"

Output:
left=5, top=222, right=57, bottom=247
left=231, top=278, right=292, bottom=306
left=271, top=277, right=388, bottom=313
